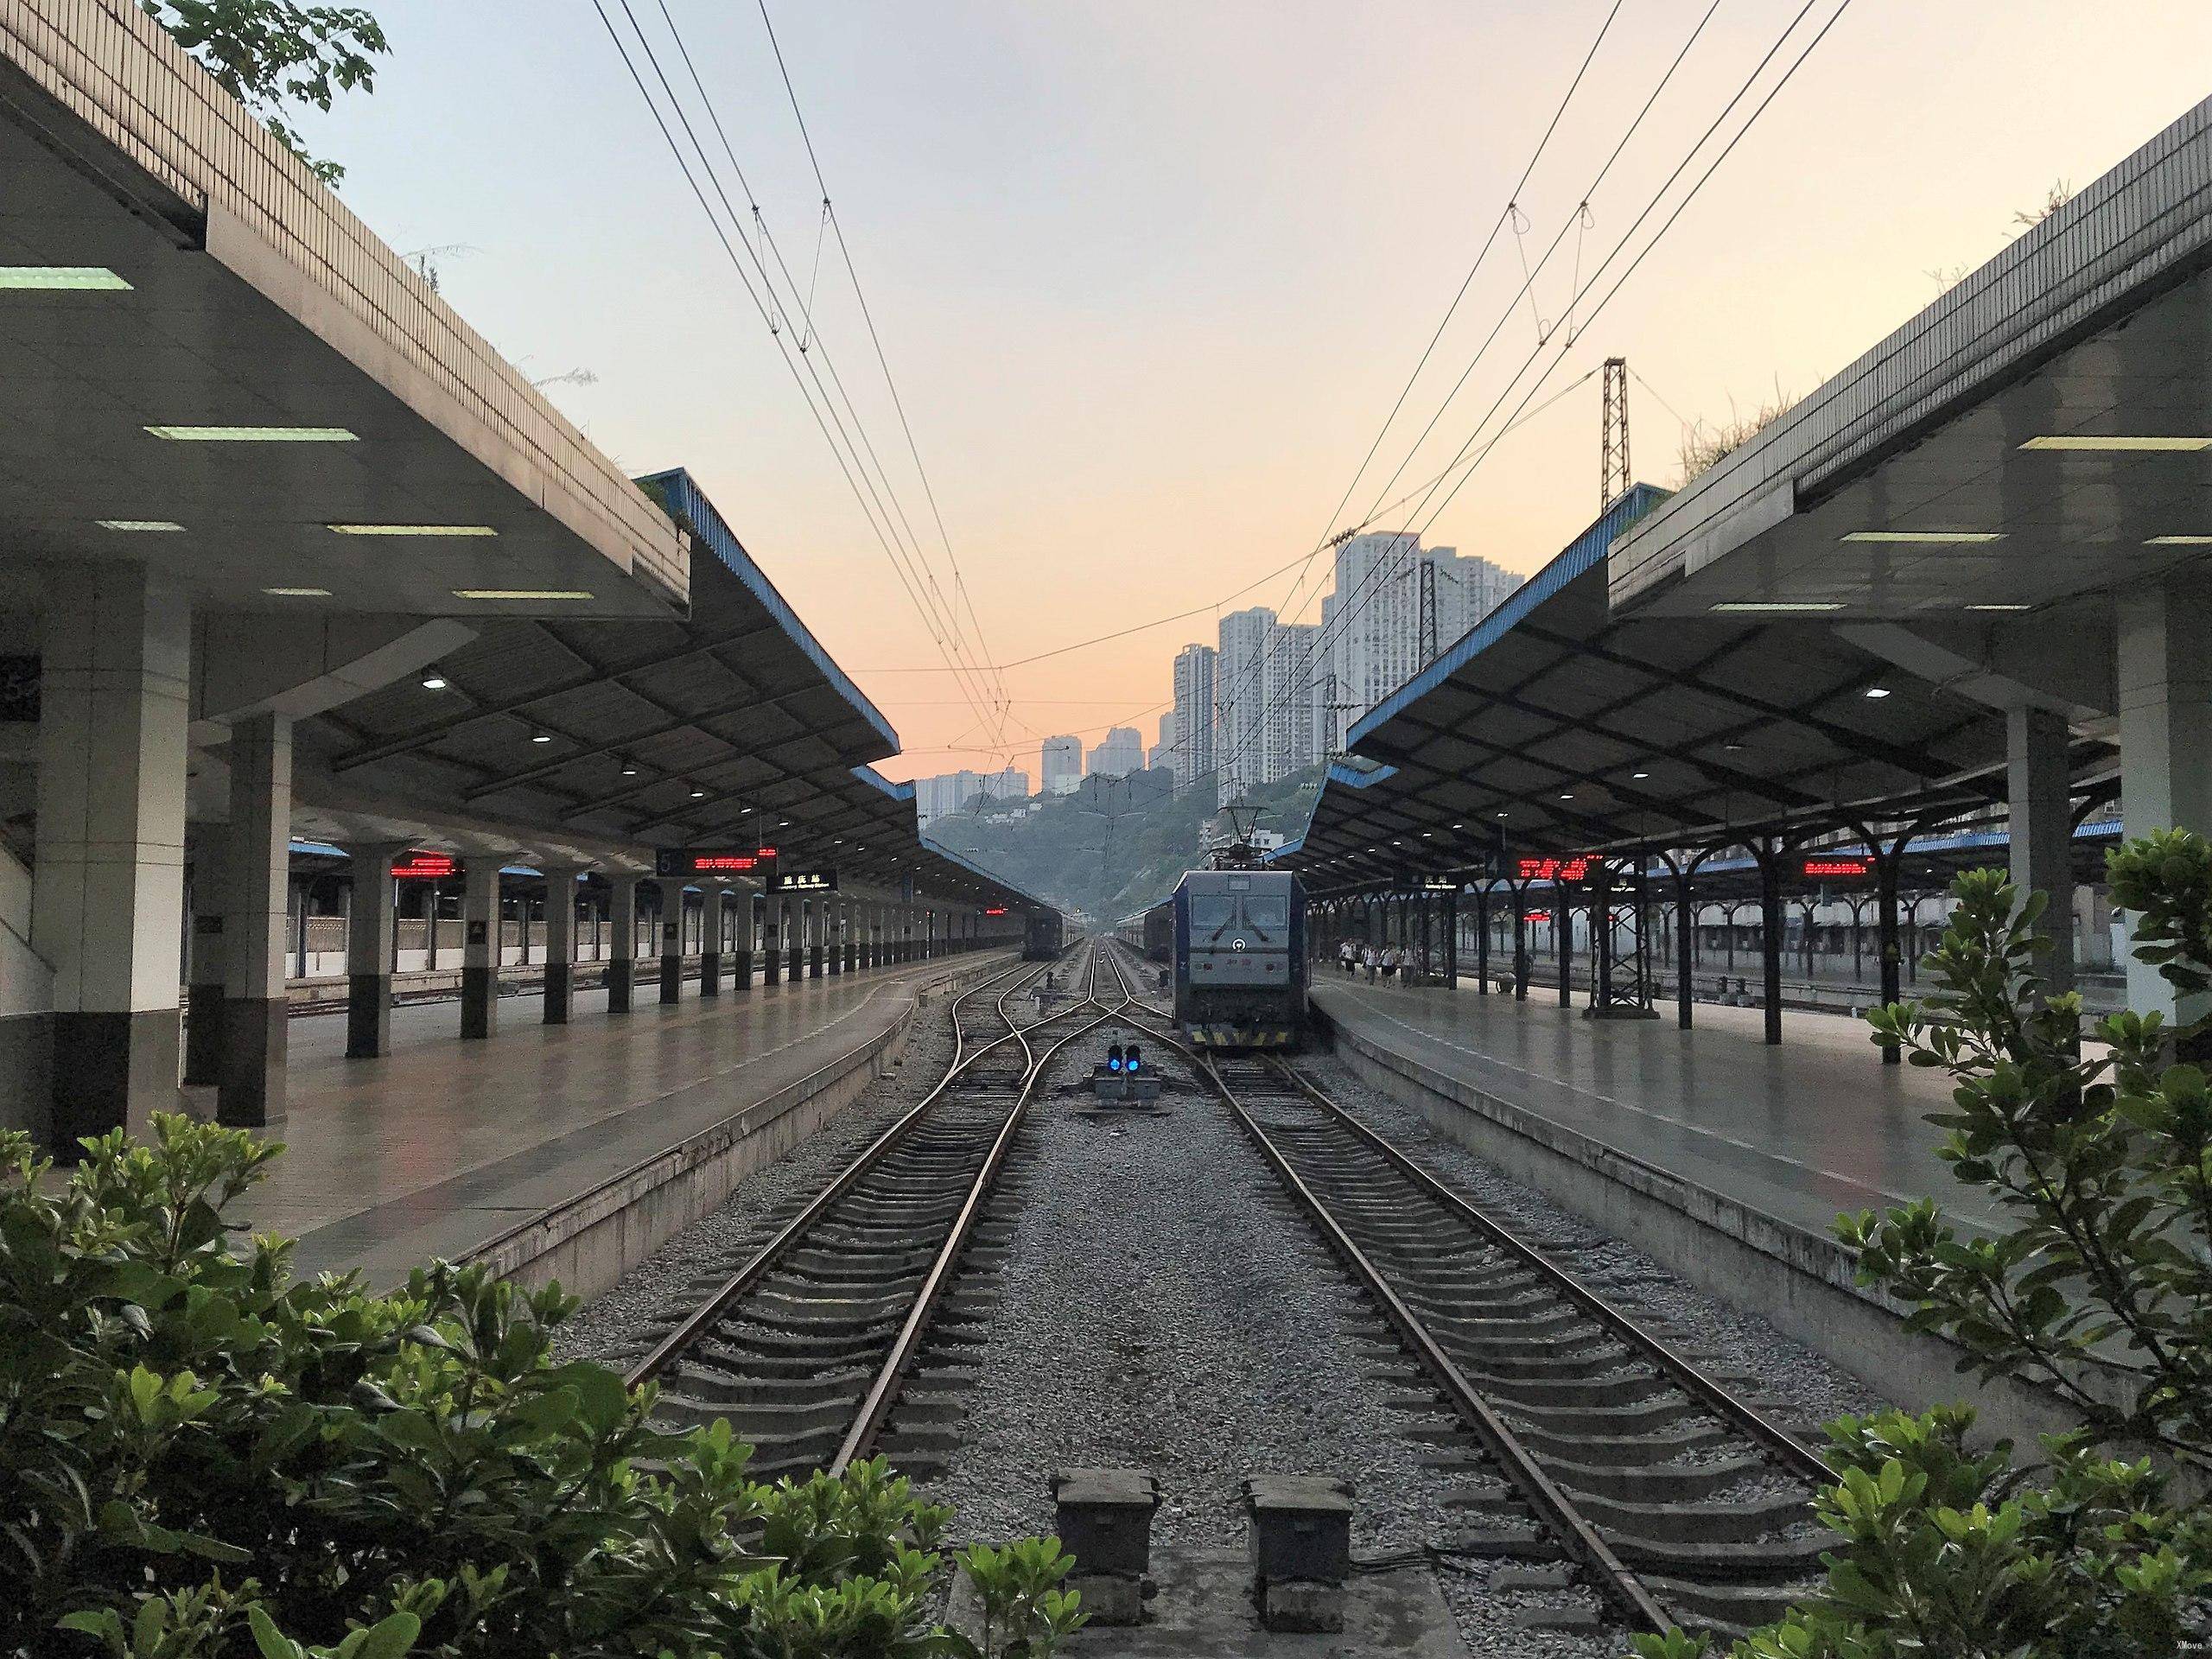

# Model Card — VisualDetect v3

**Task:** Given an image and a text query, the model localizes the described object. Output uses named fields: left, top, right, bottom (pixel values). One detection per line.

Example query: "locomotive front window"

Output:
left=1189, top=896, right=1236, bottom=933
left=1243, top=895, right=1290, bottom=930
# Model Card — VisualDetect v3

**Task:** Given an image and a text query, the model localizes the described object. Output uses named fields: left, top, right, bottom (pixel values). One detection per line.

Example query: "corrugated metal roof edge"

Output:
left=638, top=468, right=901, bottom=754
left=1344, top=483, right=1670, bottom=750
left=1268, top=761, right=1402, bottom=867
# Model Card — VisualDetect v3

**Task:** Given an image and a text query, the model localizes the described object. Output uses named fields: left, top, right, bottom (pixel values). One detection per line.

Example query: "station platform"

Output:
left=1308, top=976, right=2064, bottom=1441
left=219, top=951, right=1014, bottom=1291
left=1313, top=976, right=1999, bottom=1241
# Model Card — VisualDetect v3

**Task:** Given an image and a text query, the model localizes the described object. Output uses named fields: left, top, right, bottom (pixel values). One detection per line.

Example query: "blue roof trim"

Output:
left=1345, top=483, right=1670, bottom=750
left=639, top=467, right=900, bottom=753
left=855, top=764, right=917, bottom=804
left=1272, top=760, right=1402, bottom=863
left=1329, top=759, right=1397, bottom=791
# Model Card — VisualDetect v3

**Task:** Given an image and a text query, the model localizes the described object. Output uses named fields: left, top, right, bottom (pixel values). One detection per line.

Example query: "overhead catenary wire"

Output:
left=1236, top=0, right=1630, bottom=718
left=639, top=0, right=1014, bottom=753
left=591, top=1, right=1013, bottom=757
left=755, top=0, right=1014, bottom=736
left=1210, top=0, right=1849, bottom=801
left=1211, top=0, right=1730, bottom=795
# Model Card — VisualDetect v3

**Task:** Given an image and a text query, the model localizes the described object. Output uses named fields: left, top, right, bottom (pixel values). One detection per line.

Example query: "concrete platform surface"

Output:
left=226, top=953, right=1013, bottom=1285
left=1313, top=977, right=2001, bottom=1241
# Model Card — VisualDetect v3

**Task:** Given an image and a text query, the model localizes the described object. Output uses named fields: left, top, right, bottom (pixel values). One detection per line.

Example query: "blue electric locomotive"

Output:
left=1169, top=867, right=1307, bottom=1049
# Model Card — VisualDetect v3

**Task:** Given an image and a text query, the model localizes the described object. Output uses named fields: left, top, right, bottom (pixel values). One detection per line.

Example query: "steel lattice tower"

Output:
left=1600, top=356, right=1630, bottom=511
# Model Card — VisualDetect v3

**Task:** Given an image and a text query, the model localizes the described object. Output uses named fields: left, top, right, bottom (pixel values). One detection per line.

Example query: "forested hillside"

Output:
left=925, top=765, right=1325, bottom=921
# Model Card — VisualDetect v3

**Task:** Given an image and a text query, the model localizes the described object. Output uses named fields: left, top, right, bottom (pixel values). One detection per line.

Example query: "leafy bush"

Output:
left=1637, top=839, right=2212, bottom=1656
left=1, top=1115, right=1081, bottom=1657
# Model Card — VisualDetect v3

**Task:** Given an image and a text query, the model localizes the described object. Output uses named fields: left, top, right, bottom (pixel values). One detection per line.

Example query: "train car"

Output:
left=1022, top=910, right=1065, bottom=961
left=1141, top=899, right=1172, bottom=963
left=1171, top=868, right=1306, bottom=1049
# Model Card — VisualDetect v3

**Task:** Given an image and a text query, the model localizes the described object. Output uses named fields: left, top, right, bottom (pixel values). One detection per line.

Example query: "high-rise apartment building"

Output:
left=1213, top=607, right=1322, bottom=804
left=1088, top=726, right=1144, bottom=779
left=1315, top=532, right=1516, bottom=753
left=1171, top=643, right=1217, bottom=792
left=1041, top=735, right=1084, bottom=797
left=1148, top=711, right=1178, bottom=772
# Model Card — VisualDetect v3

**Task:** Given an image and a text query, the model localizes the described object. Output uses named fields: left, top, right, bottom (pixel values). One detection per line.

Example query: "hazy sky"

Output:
left=314, top=3, right=2212, bottom=782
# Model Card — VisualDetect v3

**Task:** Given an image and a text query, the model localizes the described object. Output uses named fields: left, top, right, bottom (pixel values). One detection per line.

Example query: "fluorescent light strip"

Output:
left=1967, top=603, right=2031, bottom=612
left=96, top=519, right=183, bottom=532
left=2021, top=435, right=2212, bottom=453
left=1711, top=601, right=1845, bottom=613
left=328, top=523, right=498, bottom=537
left=1840, top=531, right=2004, bottom=544
left=145, top=425, right=358, bottom=442
left=450, top=588, right=595, bottom=601
left=263, top=587, right=332, bottom=597
left=0, top=266, right=130, bottom=290
left=2146, top=535, right=2212, bottom=546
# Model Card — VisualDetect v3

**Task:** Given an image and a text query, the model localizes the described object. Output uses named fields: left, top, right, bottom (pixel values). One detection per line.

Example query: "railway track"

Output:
left=625, top=940, right=1128, bottom=1478
left=1108, top=990, right=1832, bottom=1643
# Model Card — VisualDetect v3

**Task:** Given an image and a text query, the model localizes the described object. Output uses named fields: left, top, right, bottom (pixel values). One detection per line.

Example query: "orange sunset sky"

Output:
left=316, top=2, right=2212, bottom=782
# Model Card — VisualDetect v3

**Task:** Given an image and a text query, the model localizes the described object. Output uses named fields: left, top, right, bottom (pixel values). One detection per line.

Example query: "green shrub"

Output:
left=0, top=1115, right=1081, bottom=1657
left=1637, top=840, right=2212, bottom=1656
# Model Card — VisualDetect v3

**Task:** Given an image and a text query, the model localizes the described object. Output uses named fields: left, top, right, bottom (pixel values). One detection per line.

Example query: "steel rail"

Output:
left=625, top=948, right=1089, bottom=1389
left=1266, top=1057, right=1836, bottom=1485
left=1115, top=1005, right=1670, bottom=1637
left=829, top=944, right=1135, bottom=1471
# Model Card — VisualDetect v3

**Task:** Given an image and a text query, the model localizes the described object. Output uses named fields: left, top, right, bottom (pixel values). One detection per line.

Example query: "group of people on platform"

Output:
left=1336, top=939, right=1424, bottom=984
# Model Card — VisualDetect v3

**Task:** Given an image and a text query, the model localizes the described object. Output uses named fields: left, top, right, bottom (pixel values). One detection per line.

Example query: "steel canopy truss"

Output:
left=302, top=468, right=1046, bottom=918
left=1273, top=487, right=2112, bottom=899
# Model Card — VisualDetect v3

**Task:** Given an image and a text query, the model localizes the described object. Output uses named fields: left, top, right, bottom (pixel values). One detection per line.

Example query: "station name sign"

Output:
left=391, top=851, right=459, bottom=880
left=1515, top=855, right=1592, bottom=883
left=1416, top=874, right=1462, bottom=893
left=1801, top=855, right=1874, bottom=880
left=770, top=868, right=836, bottom=893
left=657, top=847, right=779, bottom=878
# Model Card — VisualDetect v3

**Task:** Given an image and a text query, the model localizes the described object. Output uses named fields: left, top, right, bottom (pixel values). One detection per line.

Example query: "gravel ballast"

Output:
left=913, top=1023, right=1619, bottom=1658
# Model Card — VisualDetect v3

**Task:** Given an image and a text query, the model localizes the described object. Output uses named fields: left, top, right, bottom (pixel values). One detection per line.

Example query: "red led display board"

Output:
left=982, top=906, right=1008, bottom=917
left=1801, top=855, right=1874, bottom=880
left=391, top=851, right=458, bottom=880
left=657, top=848, right=779, bottom=878
left=1514, top=855, right=1592, bottom=883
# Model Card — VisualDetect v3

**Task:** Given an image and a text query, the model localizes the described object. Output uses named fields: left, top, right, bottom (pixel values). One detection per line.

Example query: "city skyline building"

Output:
left=1172, top=642, right=1217, bottom=792
left=1315, top=532, right=1516, bottom=753
left=1149, top=710, right=1178, bottom=772
left=912, top=766, right=1029, bottom=824
left=1041, top=734, right=1084, bottom=796
left=1088, top=725, right=1144, bottom=779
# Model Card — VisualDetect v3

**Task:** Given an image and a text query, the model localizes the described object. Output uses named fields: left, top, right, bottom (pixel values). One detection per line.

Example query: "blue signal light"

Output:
left=1126, top=1045, right=1142, bottom=1074
left=1107, top=1044, right=1124, bottom=1073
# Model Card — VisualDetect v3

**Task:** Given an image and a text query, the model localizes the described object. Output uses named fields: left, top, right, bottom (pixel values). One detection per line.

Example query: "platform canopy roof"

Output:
left=1269, top=487, right=2114, bottom=896
left=296, top=469, right=1048, bottom=913
left=0, top=2, right=682, bottom=620
left=1610, top=97, right=2212, bottom=626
